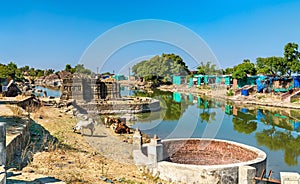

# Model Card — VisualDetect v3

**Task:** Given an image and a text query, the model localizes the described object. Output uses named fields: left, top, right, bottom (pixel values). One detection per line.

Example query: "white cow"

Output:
left=73, top=118, right=95, bottom=136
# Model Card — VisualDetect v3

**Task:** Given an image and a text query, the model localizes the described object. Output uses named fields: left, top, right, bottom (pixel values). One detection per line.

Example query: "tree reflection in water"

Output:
left=133, top=89, right=192, bottom=121
left=198, top=98, right=218, bottom=123
left=256, top=128, right=300, bottom=166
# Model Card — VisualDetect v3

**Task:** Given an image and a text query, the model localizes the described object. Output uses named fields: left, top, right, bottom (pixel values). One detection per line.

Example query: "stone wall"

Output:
left=60, top=77, right=121, bottom=102
left=6, top=119, right=30, bottom=166
left=157, top=162, right=240, bottom=184
left=0, top=122, right=6, bottom=184
left=77, top=98, right=161, bottom=114
left=133, top=137, right=267, bottom=184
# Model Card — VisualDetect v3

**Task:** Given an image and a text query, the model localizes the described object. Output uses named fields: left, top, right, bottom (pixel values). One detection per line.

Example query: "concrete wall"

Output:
left=6, top=119, right=30, bottom=166
left=0, top=122, right=6, bottom=184
left=157, top=161, right=239, bottom=184
left=280, top=172, right=300, bottom=183
left=133, top=138, right=266, bottom=184
left=157, top=139, right=266, bottom=184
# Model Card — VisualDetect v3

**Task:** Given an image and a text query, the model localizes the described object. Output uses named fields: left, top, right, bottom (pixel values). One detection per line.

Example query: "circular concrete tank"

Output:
left=157, top=138, right=266, bottom=184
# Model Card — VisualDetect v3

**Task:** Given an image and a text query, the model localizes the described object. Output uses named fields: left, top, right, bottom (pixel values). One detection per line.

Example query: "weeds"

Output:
left=100, top=160, right=110, bottom=176
left=226, top=89, right=234, bottom=96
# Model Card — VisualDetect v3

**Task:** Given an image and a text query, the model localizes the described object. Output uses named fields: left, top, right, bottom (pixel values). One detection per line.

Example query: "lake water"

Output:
left=34, top=86, right=61, bottom=97
left=123, top=89, right=300, bottom=179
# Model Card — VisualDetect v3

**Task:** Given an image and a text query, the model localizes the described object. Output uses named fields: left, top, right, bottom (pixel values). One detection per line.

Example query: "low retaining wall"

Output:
left=133, top=136, right=267, bottom=184
left=6, top=119, right=30, bottom=166
left=0, top=122, right=6, bottom=184
left=77, top=97, right=161, bottom=114
left=158, top=139, right=266, bottom=183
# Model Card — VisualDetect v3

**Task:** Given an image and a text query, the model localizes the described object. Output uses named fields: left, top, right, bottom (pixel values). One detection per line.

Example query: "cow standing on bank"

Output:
left=73, top=118, right=95, bottom=136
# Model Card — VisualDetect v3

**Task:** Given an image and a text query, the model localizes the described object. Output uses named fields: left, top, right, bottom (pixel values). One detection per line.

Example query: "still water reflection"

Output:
left=127, top=89, right=300, bottom=179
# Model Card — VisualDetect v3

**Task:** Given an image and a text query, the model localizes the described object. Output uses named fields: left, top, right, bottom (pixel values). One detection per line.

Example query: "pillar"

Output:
left=238, top=166, right=256, bottom=184
left=280, top=172, right=300, bottom=184
left=147, top=134, right=163, bottom=164
left=0, top=122, right=6, bottom=166
left=132, top=128, right=142, bottom=151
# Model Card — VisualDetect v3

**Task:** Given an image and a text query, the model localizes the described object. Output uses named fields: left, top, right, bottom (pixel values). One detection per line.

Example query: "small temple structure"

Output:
left=60, top=76, right=160, bottom=114
left=60, top=77, right=121, bottom=102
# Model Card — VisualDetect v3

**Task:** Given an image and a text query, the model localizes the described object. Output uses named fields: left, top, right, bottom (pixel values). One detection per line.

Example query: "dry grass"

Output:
left=22, top=106, right=164, bottom=184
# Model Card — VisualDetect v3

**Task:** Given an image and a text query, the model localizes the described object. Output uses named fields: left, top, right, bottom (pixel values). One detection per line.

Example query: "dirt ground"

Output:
left=16, top=106, right=164, bottom=184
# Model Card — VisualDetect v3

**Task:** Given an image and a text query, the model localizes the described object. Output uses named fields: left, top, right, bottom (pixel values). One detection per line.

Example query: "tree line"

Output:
left=0, top=62, right=92, bottom=82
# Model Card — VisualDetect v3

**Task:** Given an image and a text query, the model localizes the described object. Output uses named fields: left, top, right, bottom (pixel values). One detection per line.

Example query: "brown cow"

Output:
left=114, top=122, right=130, bottom=134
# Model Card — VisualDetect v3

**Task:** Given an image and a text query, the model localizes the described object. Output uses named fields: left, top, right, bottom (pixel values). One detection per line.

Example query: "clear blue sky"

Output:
left=1, top=0, right=300, bottom=73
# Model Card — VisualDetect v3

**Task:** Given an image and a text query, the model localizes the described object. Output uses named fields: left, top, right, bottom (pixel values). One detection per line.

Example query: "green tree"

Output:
left=284, top=42, right=300, bottom=76
left=35, top=69, right=44, bottom=77
left=256, top=57, right=286, bottom=75
left=65, top=64, right=75, bottom=73
left=45, top=69, right=55, bottom=76
left=0, top=64, right=10, bottom=78
left=132, top=53, right=190, bottom=83
left=224, top=67, right=234, bottom=75
left=74, top=64, right=92, bottom=75
left=197, top=61, right=222, bottom=75
left=232, top=59, right=257, bottom=79
left=65, top=64, right=72, bottom=72
left=20, top=65, right=30, bottom=73
left=7, top=62, right=17, bottom=78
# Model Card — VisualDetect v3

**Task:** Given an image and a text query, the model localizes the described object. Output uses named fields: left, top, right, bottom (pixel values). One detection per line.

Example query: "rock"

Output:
left=64, top=108, right=71, bottom=113
left=106, top=179, right=113, bottom=183
left=66, top=99, right=74, bottom=106
left=100, top=176, right=107, bottom=181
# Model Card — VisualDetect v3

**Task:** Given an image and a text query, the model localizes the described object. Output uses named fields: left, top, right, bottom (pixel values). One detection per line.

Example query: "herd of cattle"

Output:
left=73, top=116, right=131, bottom=136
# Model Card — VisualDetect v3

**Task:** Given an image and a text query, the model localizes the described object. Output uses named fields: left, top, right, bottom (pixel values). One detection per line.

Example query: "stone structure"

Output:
left=238, top=166, right=256, bottom=184
left=60, top=77, right=121, bottom=102
left=6, top=119, right=31, bottom=166
left=60, top=77, right=160, bottom=114
left=0, top=123, right=5, bottom=166
left=0, top=122, right=6, bottom=184
left=77, top=97, right=160, bottom=114
left=280, top=172, right=300, bottom=184
left=133, top=135, right=267, bottom=184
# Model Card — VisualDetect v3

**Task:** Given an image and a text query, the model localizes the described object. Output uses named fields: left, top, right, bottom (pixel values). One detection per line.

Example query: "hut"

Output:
left=113, top=74, right=127, bottom=81
left=233, top=76, right=259, bottom=89
left=172, top=75, right=186, bottom=85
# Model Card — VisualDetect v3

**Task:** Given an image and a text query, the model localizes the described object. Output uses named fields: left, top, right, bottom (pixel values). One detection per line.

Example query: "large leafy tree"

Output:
left=132, top=53, right=190, bottom=82
left=232, top=59, right=257, bottom=79
left=256, top=57, right=286, bottom=75
left=284, top=42, right=300, bottom=76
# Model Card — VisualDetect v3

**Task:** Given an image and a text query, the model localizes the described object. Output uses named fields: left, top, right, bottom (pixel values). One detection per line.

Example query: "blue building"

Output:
left=172, top=75, right=187, bottom=85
